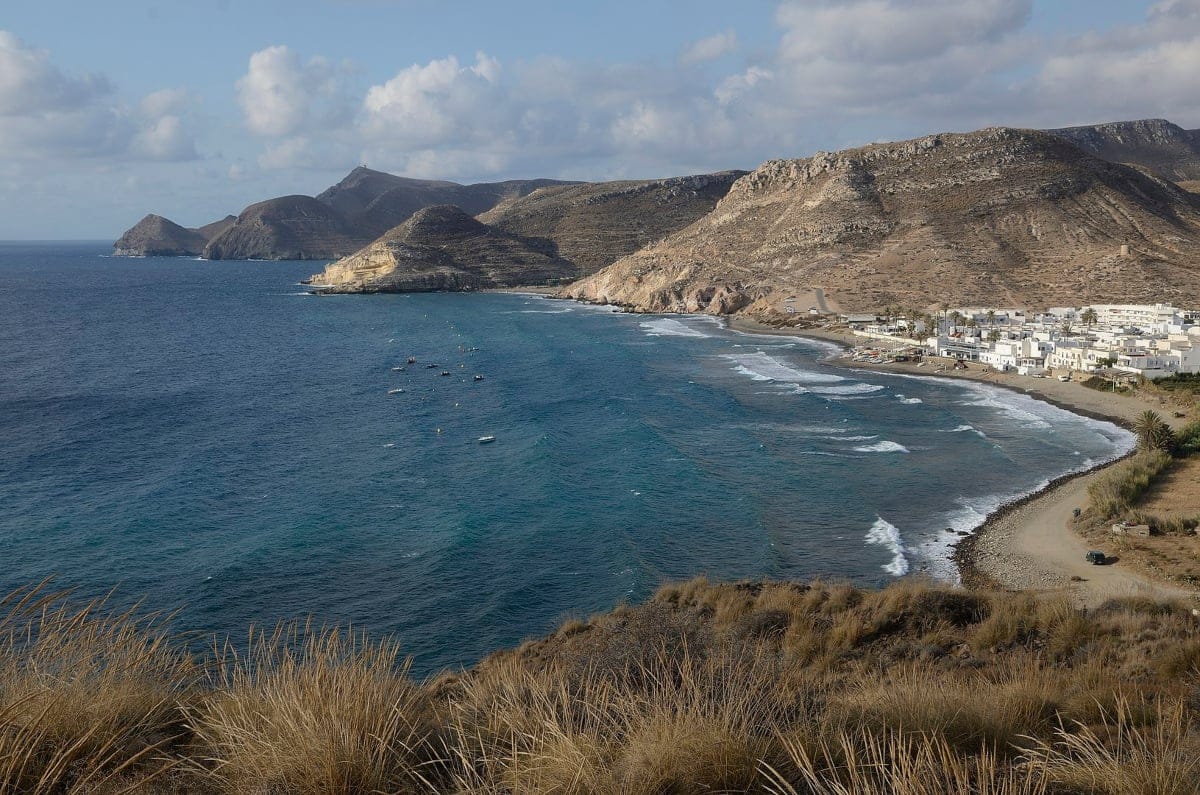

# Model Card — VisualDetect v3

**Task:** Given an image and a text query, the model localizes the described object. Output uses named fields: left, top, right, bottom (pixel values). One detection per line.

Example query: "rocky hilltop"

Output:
left=562, top=127, right=1200, bottom=315
left=1050, top=118, right=1200, bottom=188
left=306, top=205, right=578, bottom=293
left=478, top=171, right=746, bottom=273
left=112, top=213, right=235, bottom=257
left=115, top=167, right=574, bottom=260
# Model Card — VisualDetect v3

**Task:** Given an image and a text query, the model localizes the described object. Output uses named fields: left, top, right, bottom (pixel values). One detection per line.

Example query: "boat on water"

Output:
left=391, top=366, right=405, bottom=372
left=439, top=371, right=451, bottom=376
left=478, top=435, right=496, bottom=444
left=407, top=356, right=417, bottom=364
left=425, top=363, right=438, bottom=369
left=473, top=374, right=485, bottom=381
left=387, top=388, right=406, bottom=394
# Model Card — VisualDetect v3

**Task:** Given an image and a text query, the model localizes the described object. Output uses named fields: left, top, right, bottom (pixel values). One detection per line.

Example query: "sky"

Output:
left=2, top=0, right=1199, bottom=239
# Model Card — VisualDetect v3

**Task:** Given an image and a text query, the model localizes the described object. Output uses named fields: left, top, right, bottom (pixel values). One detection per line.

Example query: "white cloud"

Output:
left=0, top=31, right=198, bottom=163
left=680, top=30, right=738, bottom=65
left=0, top=30, right=111, bottom=115
left=237, top=45, right=350, bottom=137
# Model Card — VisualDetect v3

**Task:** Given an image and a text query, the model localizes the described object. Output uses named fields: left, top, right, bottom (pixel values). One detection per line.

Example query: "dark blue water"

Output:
left=0, top=243, right=1132, bottom=673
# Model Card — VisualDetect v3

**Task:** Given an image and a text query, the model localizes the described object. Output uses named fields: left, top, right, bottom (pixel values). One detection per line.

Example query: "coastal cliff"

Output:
left=562, top=126, right=1200, bottom=314
left=306, top=204, right=578, bottom=292
left=112, top=213, right=235, bottom=257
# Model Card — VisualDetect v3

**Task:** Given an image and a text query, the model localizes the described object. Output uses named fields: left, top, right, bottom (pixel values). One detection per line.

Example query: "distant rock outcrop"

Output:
left=1049, top=119, right=1200, bottom=183
left=307, top=205, right=579, bottom=293
left=478, top=171, right=746, bottom=274
left=117, top=166, right=575, bottom=261
left=113, top=214, right=235, bottom=257
left=562, top=127, right=1200, bottom=314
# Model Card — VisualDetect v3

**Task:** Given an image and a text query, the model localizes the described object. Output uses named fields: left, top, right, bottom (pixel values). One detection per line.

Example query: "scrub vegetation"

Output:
left=4, top=578, right=1200, bottom=793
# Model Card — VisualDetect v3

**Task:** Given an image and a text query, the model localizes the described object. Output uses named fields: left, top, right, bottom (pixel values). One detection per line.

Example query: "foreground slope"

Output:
left=8, top=577, right=1200, bottom=792
left=307, top=204, right=578, bottom=292
left=563, top=127, right=1200, bottom=314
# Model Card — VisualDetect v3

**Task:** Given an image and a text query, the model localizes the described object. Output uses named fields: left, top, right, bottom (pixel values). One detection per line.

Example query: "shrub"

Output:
left=1087, top=451, right=1173, bottom=517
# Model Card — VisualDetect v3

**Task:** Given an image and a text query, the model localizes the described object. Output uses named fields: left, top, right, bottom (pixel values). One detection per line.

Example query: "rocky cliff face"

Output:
left=562, top=127, right=1200, bottom=314
left=478, top=171, right=745, bottom=274
left=307, top=205, right=578, bottom=293
left=1049, top=119, right=1200, bottom=183
left=113, top=214, right=234, bottom=257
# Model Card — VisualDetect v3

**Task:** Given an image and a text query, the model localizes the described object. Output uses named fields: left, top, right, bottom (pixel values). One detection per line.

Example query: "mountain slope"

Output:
left=307, top=205, right=579, bottom=293
left=112, top=214, right=234, bottom=257
left=1049, top=119, right=1200, bottom=183
left=118, top=167, right=576, bottom=260
left=478, top=171, right=746, bottom=273
left=563, top=127, right=1200, bottom=314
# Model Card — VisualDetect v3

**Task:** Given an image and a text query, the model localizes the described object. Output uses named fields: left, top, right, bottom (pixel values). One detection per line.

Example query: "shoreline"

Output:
left=724, top=315, right=1196, bottom=606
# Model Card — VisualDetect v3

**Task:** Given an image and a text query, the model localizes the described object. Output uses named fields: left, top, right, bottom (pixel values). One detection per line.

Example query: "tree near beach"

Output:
left=1132, top=409, right=1175, bottom=453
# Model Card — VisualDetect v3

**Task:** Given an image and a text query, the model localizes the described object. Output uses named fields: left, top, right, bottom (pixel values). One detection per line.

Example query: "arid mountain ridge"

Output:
left=565, top=124, right=1200, bottom=314
left=117, top=118, right=1200, bottom=312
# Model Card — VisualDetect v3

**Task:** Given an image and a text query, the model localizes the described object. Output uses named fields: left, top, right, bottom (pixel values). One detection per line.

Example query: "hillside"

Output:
left=478, top=171, right=746, bottom=273
left=116, top=167, right=574, bottom=260
left=307, top=204, right=578, bottom=292
left=112, top=213, right=235, bottom=257
left=7, top=577, right=1200, bottom=792
left=563, top=127, right=1200, bottom=314
left=1050, top=118, right=1200, bottom=183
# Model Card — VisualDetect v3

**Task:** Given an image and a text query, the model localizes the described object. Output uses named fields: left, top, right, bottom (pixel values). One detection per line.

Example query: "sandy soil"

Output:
left=1137, top=457, right=1200, bottom=519
left=726, top=316, right=1199, bottom=606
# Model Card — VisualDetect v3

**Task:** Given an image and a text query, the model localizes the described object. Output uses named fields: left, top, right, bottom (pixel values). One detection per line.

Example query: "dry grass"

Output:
left=1086, top=450, right=1174, bottom=518
left=5, top=576, right=1200, bottom=792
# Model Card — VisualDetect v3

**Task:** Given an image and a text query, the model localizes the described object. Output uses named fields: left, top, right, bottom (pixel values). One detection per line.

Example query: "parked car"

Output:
left=1085, top=550, right=1106, bottom=565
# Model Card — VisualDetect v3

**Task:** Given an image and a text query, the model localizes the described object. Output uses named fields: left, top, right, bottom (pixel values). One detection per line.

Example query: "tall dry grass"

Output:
left=3, top=576, right=1200, bottom=793
left=0, top=581, right=196, bottom=793
left=1086, top=450, right=1173, bottom=518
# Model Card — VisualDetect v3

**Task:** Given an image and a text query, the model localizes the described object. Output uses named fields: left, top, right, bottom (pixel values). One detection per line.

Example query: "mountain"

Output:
left=562, top=127, right=1200, bottom=315
left=478, top=171, right=747, bottom=274
left=1049, top=119, right=1200, bottom=186
left=112, top=213, right=235, bottom=257
left=116, top=167, right=576, bottom=260
left=306, top=205, right=579, bottom=293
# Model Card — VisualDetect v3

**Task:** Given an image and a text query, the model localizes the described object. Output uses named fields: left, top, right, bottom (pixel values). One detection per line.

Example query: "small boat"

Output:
left=387, top=388, right=406, bottom=395
left=473, top=374, right=485, bottom=381
left=478, top=435, right=496, bottom=444
left=407, top=356, right=417, bottom=364
left=439, top=371, right=451, bottom=376
left=425, top=363, right=438, bottom=369
left=391, top=366, right=405, bottom=372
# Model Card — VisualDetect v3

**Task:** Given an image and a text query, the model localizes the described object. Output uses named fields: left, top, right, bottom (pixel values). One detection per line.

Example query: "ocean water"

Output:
left=0, top=243, right=1133, bottom=674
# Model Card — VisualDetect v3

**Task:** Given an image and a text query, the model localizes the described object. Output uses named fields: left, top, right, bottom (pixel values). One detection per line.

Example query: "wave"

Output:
left=517, top=308, right=572, bottom=314
left=640, top=318, right=712, bottom=338
left=853, top=440, right=909, bottom=453
left=811, top=383, right=885, bottom=396
left=866, top=517, right=910, bottom=576
left=895, top=394, right=923, bottom=404
left=723, top=351, right=844, bottom=384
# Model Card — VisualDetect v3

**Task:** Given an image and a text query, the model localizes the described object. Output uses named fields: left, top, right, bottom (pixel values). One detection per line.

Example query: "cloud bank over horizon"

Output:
left=2, top=0, right=1199, bottom=237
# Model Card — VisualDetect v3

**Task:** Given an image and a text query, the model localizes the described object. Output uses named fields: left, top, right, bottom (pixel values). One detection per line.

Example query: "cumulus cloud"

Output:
left=0, top=31, right=198, bottom=162
left=679, top=30, right=738, bottom=65
left=237, top=45, right=351, bottom=137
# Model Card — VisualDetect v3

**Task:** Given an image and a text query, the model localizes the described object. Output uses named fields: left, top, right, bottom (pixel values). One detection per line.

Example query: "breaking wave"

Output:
left=866, top=517, right=910, bottom=576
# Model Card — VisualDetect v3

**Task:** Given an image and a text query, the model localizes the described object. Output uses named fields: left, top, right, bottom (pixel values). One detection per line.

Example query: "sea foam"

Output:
left=853, top=440, right=909, bottom=453
left=723, top=351, right=844, bottom=384
left=640, top=318, right=711, bottom=337
left=866, top=517, right=910, bottom=576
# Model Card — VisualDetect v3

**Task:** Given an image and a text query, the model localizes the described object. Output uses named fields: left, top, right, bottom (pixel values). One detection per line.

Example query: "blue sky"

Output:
left=2, top=0, right=1198, bottom=238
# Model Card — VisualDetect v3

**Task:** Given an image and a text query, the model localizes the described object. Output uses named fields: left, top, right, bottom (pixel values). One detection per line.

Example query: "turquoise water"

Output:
left=0, top=243, right=1132, bottom=674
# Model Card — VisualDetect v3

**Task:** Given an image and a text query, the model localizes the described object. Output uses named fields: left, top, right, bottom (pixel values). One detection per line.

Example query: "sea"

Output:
left=0, top=243, right=1134, bottom=675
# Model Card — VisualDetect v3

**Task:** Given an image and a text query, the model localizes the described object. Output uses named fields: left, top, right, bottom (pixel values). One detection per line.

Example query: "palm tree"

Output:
left=1081, top=307, right=1098, bottom=328
left=986, top=309, right=996, bottom=329
left=1132, top=410, right=1175, bottom=453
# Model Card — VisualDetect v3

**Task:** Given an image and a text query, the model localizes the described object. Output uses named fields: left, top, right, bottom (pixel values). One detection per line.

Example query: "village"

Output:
left=836, top=302, right=1200, bottom=382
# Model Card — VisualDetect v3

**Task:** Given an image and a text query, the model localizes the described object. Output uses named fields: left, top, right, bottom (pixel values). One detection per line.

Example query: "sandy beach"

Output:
left=727, top=316, right=1199, bottom=607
